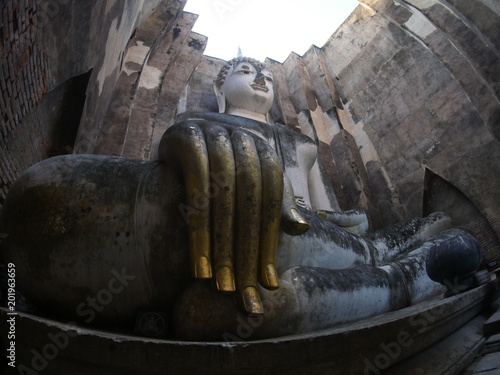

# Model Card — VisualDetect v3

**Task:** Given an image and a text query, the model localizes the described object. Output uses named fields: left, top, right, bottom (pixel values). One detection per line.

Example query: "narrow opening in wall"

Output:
left=49, top=69, right=92, bottom=156
left=423, top=168, right=500, bottom=267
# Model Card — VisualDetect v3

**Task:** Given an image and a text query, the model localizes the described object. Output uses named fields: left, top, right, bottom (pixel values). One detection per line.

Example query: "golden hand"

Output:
left=159, top=120, right=309, bottom=315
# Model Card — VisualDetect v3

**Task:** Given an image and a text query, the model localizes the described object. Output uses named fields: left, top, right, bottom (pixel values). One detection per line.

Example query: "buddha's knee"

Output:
left=0, top=155, right=190, bottom=324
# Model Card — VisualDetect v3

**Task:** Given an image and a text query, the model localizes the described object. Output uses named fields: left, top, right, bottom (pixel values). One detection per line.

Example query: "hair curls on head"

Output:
left=215, top=57, right=266, bottom=86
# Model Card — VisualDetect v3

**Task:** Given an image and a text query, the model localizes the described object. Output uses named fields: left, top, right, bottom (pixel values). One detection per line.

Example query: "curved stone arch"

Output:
left=423, top=167, right=500, bottom=267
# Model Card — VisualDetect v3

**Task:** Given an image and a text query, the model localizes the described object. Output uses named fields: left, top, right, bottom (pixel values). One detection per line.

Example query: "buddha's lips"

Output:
left=251, top=83, right=269, bottom=92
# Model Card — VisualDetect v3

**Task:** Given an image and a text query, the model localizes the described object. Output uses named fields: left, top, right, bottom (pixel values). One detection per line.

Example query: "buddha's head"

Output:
left=214, top=57, right=274, bottom=123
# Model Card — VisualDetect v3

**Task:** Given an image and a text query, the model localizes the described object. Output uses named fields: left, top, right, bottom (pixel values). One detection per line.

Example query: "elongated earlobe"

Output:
left=213, top=82, right=226, bottom=114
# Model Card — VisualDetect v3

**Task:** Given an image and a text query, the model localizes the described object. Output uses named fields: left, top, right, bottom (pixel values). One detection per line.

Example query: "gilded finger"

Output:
left=256, top=141, right=282, bottom=290
left=232, top=130, right=263, bottom=315
left=203, top=124, right=236, bottom=292
left=159, top=122, right=212, bottom=279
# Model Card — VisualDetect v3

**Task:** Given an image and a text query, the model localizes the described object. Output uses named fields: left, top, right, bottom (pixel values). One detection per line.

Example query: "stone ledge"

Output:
left=484, top=303, right=500, bottom=336
left=483, top=333, right=500, bottom=355
left=465, top=352, right=500, bottom=375
left=385, top=313, right=486, bottom=375
left=1, top=280, right=498, bottom=374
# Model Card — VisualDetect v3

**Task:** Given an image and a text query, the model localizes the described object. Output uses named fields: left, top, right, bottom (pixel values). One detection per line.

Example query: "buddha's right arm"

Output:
left=158, top=120, right=309, bottom=315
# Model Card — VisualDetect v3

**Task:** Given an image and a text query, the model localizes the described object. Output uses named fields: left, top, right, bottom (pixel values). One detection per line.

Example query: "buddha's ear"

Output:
left=265, top=112, right=272, bottom=124
left=213, top=81, right=226, bottom=114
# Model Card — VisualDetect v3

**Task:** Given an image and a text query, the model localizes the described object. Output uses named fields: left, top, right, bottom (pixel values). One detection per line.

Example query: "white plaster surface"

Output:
left=97, top=17, right=130, bottom=95
left=294, top=282, right=393, bottom=332
left=309, top=106, right=342, bottom=144
left=404, top=0, right=437, bottom=10
left=404, top=5, right=437, bottom=40
left=123, top=41, right=151, bottom=76
left=139, top=65, right=163, bottom=89
left=276, top=231, right=371, bottom=273
left=339, top=106, right=381, bottom=164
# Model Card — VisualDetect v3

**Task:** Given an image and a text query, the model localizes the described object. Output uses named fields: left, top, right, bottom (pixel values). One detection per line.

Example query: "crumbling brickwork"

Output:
left=0, top=0, right=54, bottom=204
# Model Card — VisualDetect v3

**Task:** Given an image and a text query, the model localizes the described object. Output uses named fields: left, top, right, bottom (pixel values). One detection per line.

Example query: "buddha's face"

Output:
left=221, top=62, right=274, bottom=116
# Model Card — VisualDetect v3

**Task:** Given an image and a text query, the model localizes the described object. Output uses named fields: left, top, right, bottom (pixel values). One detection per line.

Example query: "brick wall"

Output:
left=0, top=0, right=55, bottom=205
left=467, top=217, right=500, bottom=267
left=0, top=0, right=168, bottom=206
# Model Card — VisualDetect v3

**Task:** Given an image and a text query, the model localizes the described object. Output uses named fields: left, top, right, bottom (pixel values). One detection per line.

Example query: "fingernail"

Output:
left=194, top=257, right=212, bottom=279
left=316, top=210, right=328, bottom=219
left=290, top=208, right=310, bottom=234
left=216, top=266, right=236, bottom=292
left=263, top=264, right=279, bottom=289
left=242, top=286, right=263, bottom=315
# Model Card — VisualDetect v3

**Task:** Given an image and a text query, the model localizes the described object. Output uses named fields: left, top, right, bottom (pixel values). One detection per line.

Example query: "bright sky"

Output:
left=184, top=0, right=360, bottom=63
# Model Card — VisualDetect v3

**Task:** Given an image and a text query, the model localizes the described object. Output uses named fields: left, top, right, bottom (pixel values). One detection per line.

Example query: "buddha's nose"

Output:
left=254, top=74, right=266, bottom=85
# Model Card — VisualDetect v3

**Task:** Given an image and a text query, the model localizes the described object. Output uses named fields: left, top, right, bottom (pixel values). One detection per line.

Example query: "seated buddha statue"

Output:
left=0, top=57, right=482, bottom=341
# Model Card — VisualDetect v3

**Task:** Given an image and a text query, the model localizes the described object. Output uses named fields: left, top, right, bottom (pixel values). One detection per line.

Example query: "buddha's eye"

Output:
left=238, top=64, right=253, bottom=74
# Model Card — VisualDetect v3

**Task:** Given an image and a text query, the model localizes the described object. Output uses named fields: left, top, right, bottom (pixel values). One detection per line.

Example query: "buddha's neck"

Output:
left=226, top=107, right=269, bottom=124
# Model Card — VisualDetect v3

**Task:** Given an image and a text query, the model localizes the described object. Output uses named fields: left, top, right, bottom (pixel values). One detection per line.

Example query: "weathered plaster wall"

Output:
left=1, top=0, right=499, bottom=262
left=321, top=0, right=500, bottom=262
left=90, top=6, right=208, bottom=160
left=0, top=0, right=183, bottom=203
